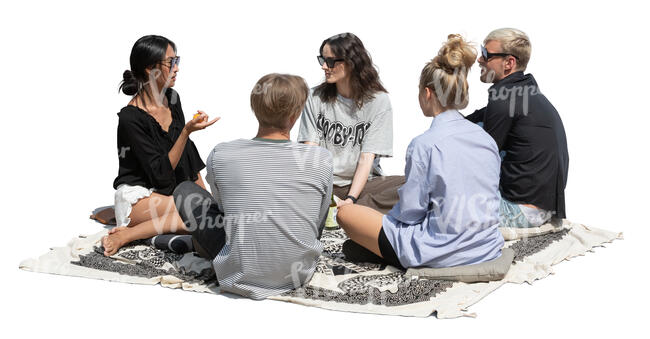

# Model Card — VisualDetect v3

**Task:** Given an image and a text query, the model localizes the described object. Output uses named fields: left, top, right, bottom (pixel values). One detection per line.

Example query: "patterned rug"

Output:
left=19, top=220, right=622, bottom=318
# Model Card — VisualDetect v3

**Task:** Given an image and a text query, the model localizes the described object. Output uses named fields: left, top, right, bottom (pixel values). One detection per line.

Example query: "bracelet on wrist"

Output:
left=346, top=195, right=358, bottom=204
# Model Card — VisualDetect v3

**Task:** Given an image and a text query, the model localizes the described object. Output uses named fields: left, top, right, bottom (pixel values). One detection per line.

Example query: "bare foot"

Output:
left=108, top=226, right=127, bottom=235
left=102, top=227, right=129, bottom=256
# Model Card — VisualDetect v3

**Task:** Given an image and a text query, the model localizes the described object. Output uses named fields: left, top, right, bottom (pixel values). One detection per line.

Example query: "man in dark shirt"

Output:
left=466, top=28, right=569, bottom=227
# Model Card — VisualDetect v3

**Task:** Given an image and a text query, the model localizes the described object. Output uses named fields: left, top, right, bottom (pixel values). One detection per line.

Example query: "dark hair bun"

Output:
left=120, top=70, right=139, bottom=96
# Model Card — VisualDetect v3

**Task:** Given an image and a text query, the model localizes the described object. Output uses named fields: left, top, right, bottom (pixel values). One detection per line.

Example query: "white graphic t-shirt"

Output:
left=298, top=89, right=393, bottom=186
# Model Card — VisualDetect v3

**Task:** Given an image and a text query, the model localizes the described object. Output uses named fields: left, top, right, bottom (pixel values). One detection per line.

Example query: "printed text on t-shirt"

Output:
left=316, top=112, right=371, bottom=147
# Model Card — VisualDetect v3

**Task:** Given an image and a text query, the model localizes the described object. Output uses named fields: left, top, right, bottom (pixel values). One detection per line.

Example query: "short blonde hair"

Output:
left=484, top=28, right=531, bottom=71
left=250, top=73, right=309, bottom=129
left=420, top=34, right=476, bottom=110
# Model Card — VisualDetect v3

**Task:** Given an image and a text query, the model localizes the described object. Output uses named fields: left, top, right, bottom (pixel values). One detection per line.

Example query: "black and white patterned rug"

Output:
left=19, top=221, right=621, bottom=318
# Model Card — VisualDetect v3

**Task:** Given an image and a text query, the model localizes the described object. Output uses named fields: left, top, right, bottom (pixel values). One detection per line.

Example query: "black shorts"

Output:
left=377, top=227, right=403, bottom=269
left=172, top=181, right=226, bottom=260
left=342, top=227, right=404, bottom=270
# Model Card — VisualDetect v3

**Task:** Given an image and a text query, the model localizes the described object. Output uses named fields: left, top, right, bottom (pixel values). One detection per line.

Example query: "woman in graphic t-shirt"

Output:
left=297, top=33, right=404, bottom=214
left=104, top=35, right=219, bottom=256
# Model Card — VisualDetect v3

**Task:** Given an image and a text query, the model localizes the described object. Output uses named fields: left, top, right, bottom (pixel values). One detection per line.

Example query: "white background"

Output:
left=1, top=0, right=648, bottom=337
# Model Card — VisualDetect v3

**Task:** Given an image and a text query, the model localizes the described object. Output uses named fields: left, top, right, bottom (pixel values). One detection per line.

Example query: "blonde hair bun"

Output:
left=419, top=34, right=477, bottom=110
left=433, top=34, right=476, bottom=74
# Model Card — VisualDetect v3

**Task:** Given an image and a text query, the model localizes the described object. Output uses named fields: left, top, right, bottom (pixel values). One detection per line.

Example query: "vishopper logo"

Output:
left=251, top=80, right=273, bottom=95
left=118, top=146, right=130, bottom=158
left=137, top=68, right=179, bottom=106
left=146, top=193, right=184, bottom=235
left=178, top=191, right=219, bottom=232
left=147, top=191, right=272, bottom=235
left=285, top=260, right=307, bottom=293
left=426, top=193, right=501, bottom=234
left=330, top=32, right=355, bottom=40
left=286, top=256, right=395, bottom=305
left=427, top=65, right=470, bottom=108
left=285, top=256, right=367, bottom=293
left=488, top=84, right=541, bottom=117
left=289, top=144, right=334, bottom=172
left=289, top=143, right=372, bottom=179
left=284, top=256, right=344, bottom=299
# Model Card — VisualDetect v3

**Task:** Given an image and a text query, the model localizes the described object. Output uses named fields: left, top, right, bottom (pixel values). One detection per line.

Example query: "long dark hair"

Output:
left=314, top=33, right=387, bottom=109
left=119, top=35, right=176, bottom=96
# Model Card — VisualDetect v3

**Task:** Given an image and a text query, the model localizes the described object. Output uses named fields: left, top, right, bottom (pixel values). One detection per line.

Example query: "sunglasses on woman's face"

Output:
left=481, top=46, right=518, bottom=61
left=161, top=56, right=181, bottom=69
left=317, top=55, right=344, bottom=68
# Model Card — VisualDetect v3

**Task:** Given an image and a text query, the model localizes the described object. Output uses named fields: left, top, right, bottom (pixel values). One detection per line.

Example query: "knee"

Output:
left=336, top=205, right=352, bottom=228
left=173, top=181, right=201, bottom=203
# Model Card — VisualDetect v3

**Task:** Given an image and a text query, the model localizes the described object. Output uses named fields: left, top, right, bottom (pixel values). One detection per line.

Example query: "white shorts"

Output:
left=114, top=184, right=155, bottom=227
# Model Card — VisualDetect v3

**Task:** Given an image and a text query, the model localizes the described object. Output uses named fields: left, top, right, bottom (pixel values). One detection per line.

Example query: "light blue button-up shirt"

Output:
left=382, top=109, right=505, bottom=268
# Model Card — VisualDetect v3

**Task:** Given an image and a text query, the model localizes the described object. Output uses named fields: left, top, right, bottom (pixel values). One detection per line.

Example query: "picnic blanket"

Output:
left=19, top=219, right=622, bottom=318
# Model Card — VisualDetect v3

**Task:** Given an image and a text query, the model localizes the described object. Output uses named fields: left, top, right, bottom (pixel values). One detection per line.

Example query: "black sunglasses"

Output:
left=160, top=56, right=181, bottom=69
left=317, top=55, right=344, bottom=68
left=481, top=46, right=518, bottom=61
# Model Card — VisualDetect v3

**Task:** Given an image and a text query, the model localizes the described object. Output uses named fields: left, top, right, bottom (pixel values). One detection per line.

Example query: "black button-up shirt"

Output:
left=113, top=89, right=205, bottom=196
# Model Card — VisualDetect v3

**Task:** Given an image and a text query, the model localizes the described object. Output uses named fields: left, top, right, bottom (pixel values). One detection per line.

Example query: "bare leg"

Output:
left=110, top=193, right=178, bottom=235
left=103, top=193, right=189, bottom=256
left=126, top=192, right=178, bottom=227
left=336, top=204, right=385, bottom=257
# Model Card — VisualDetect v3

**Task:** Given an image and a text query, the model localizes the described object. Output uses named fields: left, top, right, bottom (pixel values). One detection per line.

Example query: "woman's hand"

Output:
left=337, top=198, right=354, bottom=208
left=185, top=110, right=220, bottom=133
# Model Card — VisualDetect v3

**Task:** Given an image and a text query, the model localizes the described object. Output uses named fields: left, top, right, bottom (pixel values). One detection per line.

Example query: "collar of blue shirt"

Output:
left=430, top=109, right=464, bottom=128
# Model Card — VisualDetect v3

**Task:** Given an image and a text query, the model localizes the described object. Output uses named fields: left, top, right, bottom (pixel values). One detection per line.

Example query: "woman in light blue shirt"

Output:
left=336, top=34, right=505, bottom=269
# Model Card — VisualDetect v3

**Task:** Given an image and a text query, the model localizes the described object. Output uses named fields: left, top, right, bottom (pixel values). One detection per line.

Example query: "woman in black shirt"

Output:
left=104, top=35, right=218, bottom=256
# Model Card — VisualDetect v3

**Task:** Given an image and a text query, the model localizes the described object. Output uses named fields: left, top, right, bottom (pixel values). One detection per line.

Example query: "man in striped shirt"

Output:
left=173, top=73, right=333, bottom=299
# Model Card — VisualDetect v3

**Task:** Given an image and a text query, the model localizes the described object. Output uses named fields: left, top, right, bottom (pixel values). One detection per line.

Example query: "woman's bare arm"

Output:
left=339, top=152, right=375, bottom=206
